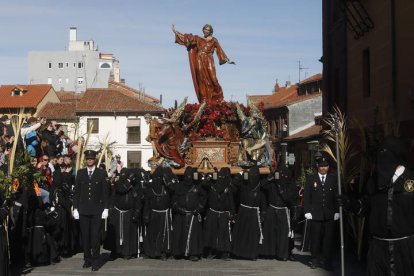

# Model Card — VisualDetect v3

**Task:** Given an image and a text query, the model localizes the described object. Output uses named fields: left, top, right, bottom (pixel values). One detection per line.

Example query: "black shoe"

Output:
left=324, top=263, right=334, bottom=271
left=207, top=253, right=215, bottom=259
left=161, top=253, right=167, bottom=261
left=91, top=265, right=100, bottom=271
left=123, top=255, right=132, bottom=260
left=82, top=261, right=91, bottom=269
left=288, top=254, right=296, bottom=262
left=309, top=259, right=319, bottom=269
left=221, top=253, right=231, bottom=261
left=189, top=255, right=199, bottom=262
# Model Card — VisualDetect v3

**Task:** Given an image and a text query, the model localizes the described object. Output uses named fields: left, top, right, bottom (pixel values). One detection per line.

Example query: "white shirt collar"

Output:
left=318, top=173, right=327, bottom=182
left=87, top=166, right=96, bottom=173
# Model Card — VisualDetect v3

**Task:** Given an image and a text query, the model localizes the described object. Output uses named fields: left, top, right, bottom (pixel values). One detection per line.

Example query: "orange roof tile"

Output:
left=76, top=88, right=165, bottom=113
left=248, top=94, right=272, bottom=105
left=37, top=102, right=77, bottom=120
left=56, top=91, right=83, bottom=103
left=263, top=85, right=298, bottom=108
left=300, top=73, right=322, bottom=85
left=284, top=125, right=322, bottom=141
left=0, top=84, right=53, bottom=108
left=108, top=81, right=160, bottom=104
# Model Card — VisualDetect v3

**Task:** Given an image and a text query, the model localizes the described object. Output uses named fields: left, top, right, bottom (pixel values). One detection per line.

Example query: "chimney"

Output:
left=285, top=80, right=291, bottom=88
left=69, top=27, right=77, bottom=41
left=273, top=79, right=280, bottom=93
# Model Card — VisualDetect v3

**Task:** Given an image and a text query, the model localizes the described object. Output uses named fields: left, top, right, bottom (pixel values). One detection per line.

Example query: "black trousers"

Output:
left=80, top=214, right=102, bottom=264
left=310, top=219, right=335, bottom=265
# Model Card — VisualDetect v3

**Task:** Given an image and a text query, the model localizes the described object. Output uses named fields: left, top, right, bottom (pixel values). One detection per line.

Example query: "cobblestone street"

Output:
left=20, top=248, right=364, bottom=276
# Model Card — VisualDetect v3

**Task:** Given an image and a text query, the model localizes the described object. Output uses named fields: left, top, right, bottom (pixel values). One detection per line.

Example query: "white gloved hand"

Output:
left=102, top=209, right=109, bottom=219
left=304, top=213, right=312, bottom=220
left=73, top=209, right=80, bottom=220
left=334, top=213, right=340, bottom=221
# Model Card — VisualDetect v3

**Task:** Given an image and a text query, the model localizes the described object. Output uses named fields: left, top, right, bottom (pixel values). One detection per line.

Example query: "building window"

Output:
left=362, top=48, right=371, bottom=97
left=48, top=62, right=52, bottom=69
left=127, top=151, right=142, bottom=168
left=65, top=62, right=69, bottom=68
left=47, top=77, right=52, bottom=84
left=77, top=77, right=84, bottom=85
left=99, top=62, right=112, bottom=69
left=127, top=119, right=141, bottom=144
left=65, top=78, right=69, bottom=84
left=58, top=62, right=64, bottom=68
left=12, top=89, right=21, bottom=96
left=78, top=62, right=84, bottom=68
left=87, top=118, right=99, bottom=134
left=73, top=63, right=76, bottom=68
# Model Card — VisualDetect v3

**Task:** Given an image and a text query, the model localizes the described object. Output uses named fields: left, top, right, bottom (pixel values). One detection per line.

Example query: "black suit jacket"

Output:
left=73, top=167, right=109, bottom=216
left=304, top=172, right=338, bottom=221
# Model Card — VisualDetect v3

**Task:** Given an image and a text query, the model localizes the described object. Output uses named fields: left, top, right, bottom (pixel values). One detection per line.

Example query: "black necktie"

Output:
left=88, top=171, right=93, bottom=179
left=321, top=176, right=325, bottom=185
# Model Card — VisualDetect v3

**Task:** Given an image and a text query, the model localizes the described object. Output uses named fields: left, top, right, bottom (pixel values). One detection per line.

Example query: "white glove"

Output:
left=334, top=213, right=340, bottom=221
left=73, top=209, right=79, bottom=220
left=102, top=209, right=109, bottom=219
left=304, top=213, right=312, bottom=220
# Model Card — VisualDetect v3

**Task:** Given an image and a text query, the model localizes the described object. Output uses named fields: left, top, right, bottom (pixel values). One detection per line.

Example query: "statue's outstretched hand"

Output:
left=227, top=59, right=236, bottom=65
left=172, top=24, right=177, bottom=34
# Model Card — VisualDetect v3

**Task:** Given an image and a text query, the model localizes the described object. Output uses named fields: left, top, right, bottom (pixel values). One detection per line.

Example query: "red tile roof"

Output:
left=76, top=88, right=165, bottom=113
left=300, top=73, right=322, bottom=85
left=263, top=84, right=322, bottom=109
left=108, top=81, right=161, bottom=104
left=56, top=91, right=83, bottom=103
left=37, top=102, right=77, bottom=120
left=263, top=85, right=298, bottom=108
left=248, top=94, right=271, bottom=105
left=0, top=84, right=53, bottom=108
left=284, top=125, right=322, bottom=141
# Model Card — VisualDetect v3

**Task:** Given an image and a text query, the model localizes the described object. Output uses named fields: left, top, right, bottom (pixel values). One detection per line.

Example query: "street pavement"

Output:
left=19, top=248, right=365, bottom=276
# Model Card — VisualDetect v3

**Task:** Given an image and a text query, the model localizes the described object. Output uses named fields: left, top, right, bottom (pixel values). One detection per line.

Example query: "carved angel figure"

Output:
left=147, top=97, right=206, bottom=168
left=235, top=99, right=274, bottom=167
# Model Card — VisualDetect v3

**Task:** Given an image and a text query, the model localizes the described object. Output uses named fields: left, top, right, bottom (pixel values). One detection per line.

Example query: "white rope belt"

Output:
left=114, top=207, right=130, bottom=246
left=151, top=208, right=172, bottom=250
left=373, top=235, right=413, bottom=242
left=240, top=204, right=263, bottom=244
left=209, top=208, right=232, bottom=242
left=184, top=212, right=202, bottom=256
left=269, top=204, right=293, bottom=238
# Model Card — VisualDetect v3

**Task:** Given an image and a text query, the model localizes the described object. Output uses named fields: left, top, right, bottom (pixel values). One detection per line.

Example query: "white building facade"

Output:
left=28, top=27, right=120, bottom=93
left=78, top=115, right=153, bottom=170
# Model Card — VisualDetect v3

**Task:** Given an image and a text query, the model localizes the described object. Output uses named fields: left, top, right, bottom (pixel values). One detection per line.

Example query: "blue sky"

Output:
left=0, top=0, right=322, bottom=108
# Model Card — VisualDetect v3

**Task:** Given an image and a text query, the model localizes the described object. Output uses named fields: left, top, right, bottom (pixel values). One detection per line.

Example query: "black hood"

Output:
left=247, top=165, right=260, bottom=186
left=151, top=166, right=164, bottom=187
left=184, top=166, right=196, bottom=185
left=119, top=168, right=130, bottom=182
left=216, top=167, right=231, bottom=192
left=376, top=136, right=408, bottom=190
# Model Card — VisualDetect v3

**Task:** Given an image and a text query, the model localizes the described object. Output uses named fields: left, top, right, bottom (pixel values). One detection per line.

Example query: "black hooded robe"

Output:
left=104, top=169, right=142, bottom=258
left=143, top=166, right=173, bottom=258
left=202, top=167, right=235, bottom=255
left=171, top=167, right=206, bottom=258
left=231, top=166, right=266, bottom=259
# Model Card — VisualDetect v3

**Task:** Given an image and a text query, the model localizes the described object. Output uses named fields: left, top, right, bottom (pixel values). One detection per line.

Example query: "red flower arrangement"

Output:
left=182, top=101, right=249, bottom=141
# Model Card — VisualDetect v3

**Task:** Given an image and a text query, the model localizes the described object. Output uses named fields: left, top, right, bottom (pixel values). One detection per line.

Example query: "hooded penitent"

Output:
left=247, top=165, right=260, bottom=186
left=376, top=136, right=408, bottom=190
left=216, top=167, right=231, bottom=193
left=183, top=166, right=196, bottom=186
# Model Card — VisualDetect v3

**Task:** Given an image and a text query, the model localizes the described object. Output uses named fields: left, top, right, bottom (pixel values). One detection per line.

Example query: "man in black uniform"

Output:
left=73, top=150, right=109, bottom=271
left=341, top=136, right=414, bottom=275
left=304, top=156, right=339, bottom=270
